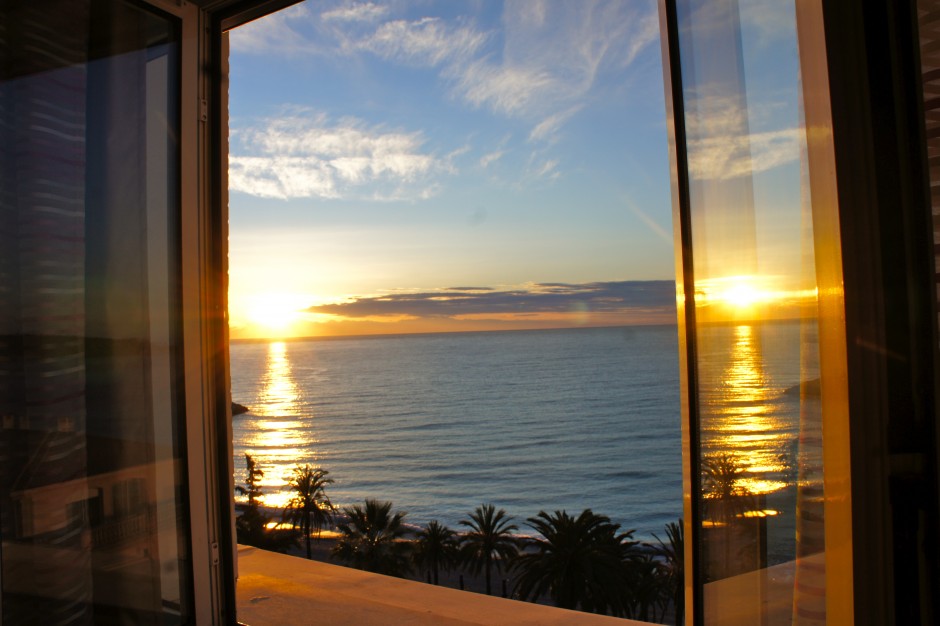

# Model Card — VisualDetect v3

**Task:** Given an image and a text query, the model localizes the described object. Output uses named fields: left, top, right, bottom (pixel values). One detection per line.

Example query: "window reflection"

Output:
left=672, top=0, right=828, bottom=622
left=0, top=1, right=191, bottom=622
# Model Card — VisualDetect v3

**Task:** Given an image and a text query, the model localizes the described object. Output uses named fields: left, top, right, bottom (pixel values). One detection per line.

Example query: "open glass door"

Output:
left=0, top=0, right=203, bottom=622
left=661, top=0, right=852, bottom=623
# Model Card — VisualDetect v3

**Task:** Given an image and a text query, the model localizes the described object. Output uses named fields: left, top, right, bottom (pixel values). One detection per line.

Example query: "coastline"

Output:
left=242, top=503, right=532, bottom=598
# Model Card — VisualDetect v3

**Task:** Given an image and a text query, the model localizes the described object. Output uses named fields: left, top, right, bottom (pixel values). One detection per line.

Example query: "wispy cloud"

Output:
left=358, top=17, right=488, bottom=66
left=688, top=129, right=802, bottom=181
left=229, top=111, right=446, bottom=200
left=229, top=3, right=316, bottom=56
left=528, top=107, right=580, bottom=143
left=531, top=158, right=560, bottom=180
left=449, top=0, right=657, bottom=132
left=451, top=60, right=555, bottom=117
left=308, top=280, right=675, bottom=319
left=230, top=0, right=661, bottom=184
left=739, top=0, right=797, bottom=44
left=684, top=93, right=802, bottom=181
left=234, top=1, right=659, bottom=138
left=479, top=149, right=505, bottom=168
left=322, top=2, right=388, bottom=23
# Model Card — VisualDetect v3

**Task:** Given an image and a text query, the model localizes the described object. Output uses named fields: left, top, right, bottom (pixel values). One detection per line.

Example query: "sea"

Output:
left=230, top=322, right=809, bottom=544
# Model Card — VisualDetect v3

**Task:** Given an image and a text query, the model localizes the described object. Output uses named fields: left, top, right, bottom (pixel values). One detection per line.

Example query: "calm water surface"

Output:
left=231, top=325, right=694, bottom=539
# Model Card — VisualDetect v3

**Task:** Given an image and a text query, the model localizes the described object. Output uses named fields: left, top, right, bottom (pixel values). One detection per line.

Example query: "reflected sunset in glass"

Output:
left=675, top=0, right=830, bottom=606
left=704, top=324, right=790, bottom=496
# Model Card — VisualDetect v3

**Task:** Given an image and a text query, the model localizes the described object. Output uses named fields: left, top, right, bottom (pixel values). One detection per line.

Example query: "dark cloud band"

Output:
left=308, top=280, right=675, bottom=318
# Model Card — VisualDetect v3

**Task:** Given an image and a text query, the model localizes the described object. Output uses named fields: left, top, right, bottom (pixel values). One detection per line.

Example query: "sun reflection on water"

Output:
left=701, top=325, right=791, bottom=496
left=243, top=341, right=321, bottom=509
left=256, top=342, right=301, bottom=417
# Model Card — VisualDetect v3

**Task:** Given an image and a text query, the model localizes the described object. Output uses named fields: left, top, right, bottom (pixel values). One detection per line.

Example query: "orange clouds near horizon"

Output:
left=229, top=279, right=679, bottom=340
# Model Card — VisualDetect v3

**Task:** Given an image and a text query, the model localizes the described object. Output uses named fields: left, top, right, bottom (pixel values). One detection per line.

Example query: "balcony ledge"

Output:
left=236, top=545, right=651, bottom=625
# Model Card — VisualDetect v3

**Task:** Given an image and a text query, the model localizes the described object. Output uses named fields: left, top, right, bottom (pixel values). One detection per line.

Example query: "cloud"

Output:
left=241, top=2, right=659, bottom=135
left=450, top=60, right=557, bottom=117
left=307, top=280, right=675, bottom=319
left=436, top=0, right=660, bottom=152
left=479, top=150, right=505, bottom=168
left=684, top=93, right=802, bottom=181
left=229, top=3, right=316, bottom=56
left=322, top=2, right=388, bottom=23
left=683, top=91, right=797, bottom=180
left=739, top=0, right=797, bottom=44
left=358, top=17, right=488, bottom=66
left=532, top=159, right=560, bottom=179
left=528, top=107, right=580, bottom=143
left=229, top=112, right=446, bottom=200
left=687, top=129, right=802, bottom=181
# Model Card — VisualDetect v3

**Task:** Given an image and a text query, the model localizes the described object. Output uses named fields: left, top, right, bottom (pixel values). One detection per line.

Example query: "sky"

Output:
left=227, top=0, right=678, bottom=339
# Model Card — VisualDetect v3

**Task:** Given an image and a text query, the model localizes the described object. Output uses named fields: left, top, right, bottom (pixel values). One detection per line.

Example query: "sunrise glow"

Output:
left=245, top=293, right=307, bottom=337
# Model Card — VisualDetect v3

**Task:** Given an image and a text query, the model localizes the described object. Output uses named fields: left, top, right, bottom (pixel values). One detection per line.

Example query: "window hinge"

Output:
left=200, top=99, right=208, bottom=123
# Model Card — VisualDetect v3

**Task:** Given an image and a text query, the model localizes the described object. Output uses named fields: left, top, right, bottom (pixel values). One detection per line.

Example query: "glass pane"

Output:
left=673, top=0, right=826, bottom=623
left=0, top=1, right=191, bottom=623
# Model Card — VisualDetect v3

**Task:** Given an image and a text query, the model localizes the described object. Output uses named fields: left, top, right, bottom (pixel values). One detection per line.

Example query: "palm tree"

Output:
left=459, top=503, right=519, bottom=596
left=282, top=464, right=334, bottom=559
left=512, top=509, right=637, bottom=615
left=413, top=521, right=458, bottom=585
left=235, top=454, right=270, bottom=547
left=653, top=519, right=684, bottom=624
left=332, top=499, right=412, bottom=577
left=623, top=553, right=668, bottom=622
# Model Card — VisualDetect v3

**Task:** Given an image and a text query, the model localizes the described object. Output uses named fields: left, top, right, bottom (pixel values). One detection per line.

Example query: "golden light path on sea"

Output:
left=246, top=341, right=317, bottom=509
left=706, top=324, right=790, bottom=496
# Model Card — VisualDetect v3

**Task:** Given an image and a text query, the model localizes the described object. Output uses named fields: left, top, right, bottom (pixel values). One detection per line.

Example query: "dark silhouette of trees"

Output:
left=701, top=452, right=761, bottom=581
left=702, top=452, right=754, bottom=522
left=235, top=454, right=295, bottom=552
left=235, top=454, right=269, bottom=546
left=413, top=520, right=458, bottom=585
left=653, top=519, right=684, bottom=625
left=512, top=509, right=638, bottom=615
left=623, top=553, right=668, bottom=622
left=332, top=499, right=412, bottom=577
left=282, top=464, right=334, bottom=559
left=459, top=503, right=519, bottom=596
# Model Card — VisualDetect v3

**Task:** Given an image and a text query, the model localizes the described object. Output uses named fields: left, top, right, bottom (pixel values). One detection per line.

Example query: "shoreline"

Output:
left=241, top=503, right=526, bottom=598
left=238, top=502, right=668, bottom=600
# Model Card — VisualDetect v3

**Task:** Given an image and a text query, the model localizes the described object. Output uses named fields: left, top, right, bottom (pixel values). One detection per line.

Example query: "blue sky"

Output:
left=227, top=0, right=676, bottom=338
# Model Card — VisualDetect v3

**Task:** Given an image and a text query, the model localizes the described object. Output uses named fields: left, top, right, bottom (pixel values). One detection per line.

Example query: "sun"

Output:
left=721, top=282, right=761, bottom=308
left=696, top=275, right=772, bottom=317
left=246, top=293, right=306, bottom=337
